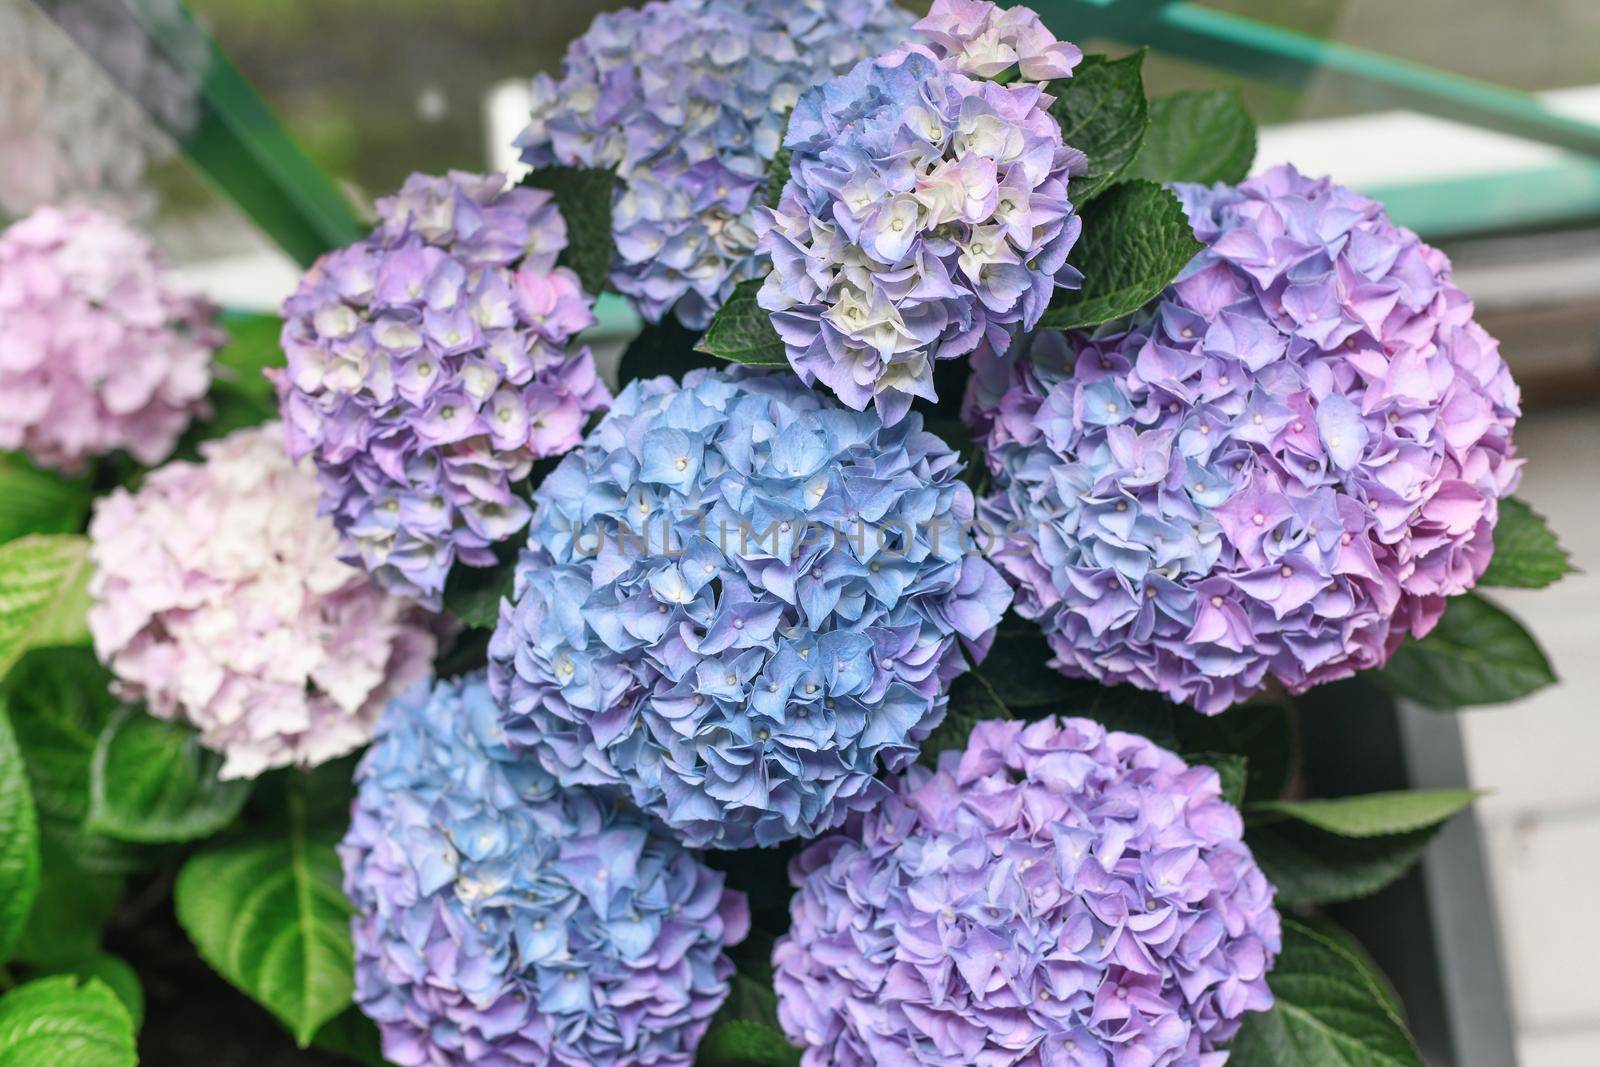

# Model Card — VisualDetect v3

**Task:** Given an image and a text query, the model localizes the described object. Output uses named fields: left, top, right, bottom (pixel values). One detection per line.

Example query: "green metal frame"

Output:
left=29, top=0, right=1600, bottom=300
left=1040, top=0, right=1600, bottom=158
left=33, top=0, right=365, bottom=267
left=1368, top=163, right=1600, bottom=239
left=1037, top=0, right=1600, bottom=236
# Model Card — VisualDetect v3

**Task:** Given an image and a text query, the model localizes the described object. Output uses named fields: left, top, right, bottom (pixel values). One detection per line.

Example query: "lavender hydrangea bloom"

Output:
left=276, top=171, right=611, bottom=606
left=756, top=22, right=1085, bottom=425
left=343, top=671, right=749, bottom=1067
left=775, top=717, right=1281, bottom=1067
left=517, top=0, right=912, bottom=328
left=488, top=367, right=1012, bottom=849
left=974, top=165, right=1521, bottom=713
left=0, top=205, right=221, bottom=471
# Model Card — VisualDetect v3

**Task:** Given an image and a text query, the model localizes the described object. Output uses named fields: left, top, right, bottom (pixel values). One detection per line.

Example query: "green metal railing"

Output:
left=1039, top=0, right=1600, bottom=237
left=33, top=0, right=364, bottom=268
left=1041, top=0, right=1600, bottom=158
left=30, top=0, right=1600, bottom=301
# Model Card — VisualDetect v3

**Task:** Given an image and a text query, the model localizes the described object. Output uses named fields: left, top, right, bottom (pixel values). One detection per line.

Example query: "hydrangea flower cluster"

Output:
left=488, top=367, right=1012, bottom=849
left=276, top=170, right=611, bottom=605
left=342, top=671, right=749, bottom=1067
left=975, top=164, right=1522, bottom=713
left=517, top=0, right=913, bottom=328
left=775, top=717, right=1280, bottom=1066
left=0, top=205, right=221, bottom=471
left=916, top=0, right=1084, bottom=81
left=87, top=424, right=436, bottom=779
left=757, top=16, right=1085, bottom=424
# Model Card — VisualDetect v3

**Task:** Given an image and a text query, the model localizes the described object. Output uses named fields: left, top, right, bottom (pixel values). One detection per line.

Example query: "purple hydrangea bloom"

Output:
left=973, top=165, right=1522, bottom=713
left=517, top=0, right=913, bottom=328
left=488, top=366, right=1012, bottom=849
left=756, top=22, right=1085, bottom=425
left=775, top=717, right=1281, bottom=1067
left=342, top=671, right=750, bottom=1067
left=276, top=171, right=611, bottom=606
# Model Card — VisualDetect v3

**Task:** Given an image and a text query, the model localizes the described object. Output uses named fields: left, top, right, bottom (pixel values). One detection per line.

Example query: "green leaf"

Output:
left=1127, top=89, right=1256, bottom=187
left=0, top=535, right=94, bottom=680
left=1246, top=820, right=1438, bottom=906
left=1048, top=52, right=1149, bottom=203
left=1, top=650, right=146, bottom=884
left=1480, top=497, right=1576, bottom=588
left=311, top=1007, right=389, bottom=1066
left=1040, top=180, right=1201, bottom=331
left=37, top=955, right=144, bottom=1031
left=521, top=165, right=617, bottom=296
left=175, top=781, right=355, bottom=1046
left=922, top=669, right=1012, bottom=768
left=0, top=454, right=92, bottom=545
left=699, top=956, right=800, bottom=1067
left=696, top=280, right=789, bottom=366
left=616, top=314, right=719, bottom=388
left=11, top=823, right=126, bottom=968
left=87, top=707, right=253, bottom=844
left=3, top=649, right=118, bottom=826
left=964, top=618, right=1068, bottom=710
left=1187, top=752, right=1247, bottom=809
left=4, top=643, right=116, bottom=825
left=697, top=1019, right=801, bottom=1067
left=1373, top=593, right=1555, bottom=708
left=179, top=313, right=285, bottom=453
left=0, top=976, right=137, bottom=1067
left=1228, top=919, right=1422, bottom=1067
left=441, top=536, right=522, bottom=630
left=1304, top=917, right=1405, bottom=1021
left=1172, top=701, right=1295, bottom=805
left=919, top=615, right=1201, bottom=763
left=765, top=137, right=793, bottom=208
left=1253, top=789, right=1477, bottom=838
left=0, top=704, right=40, bottom=965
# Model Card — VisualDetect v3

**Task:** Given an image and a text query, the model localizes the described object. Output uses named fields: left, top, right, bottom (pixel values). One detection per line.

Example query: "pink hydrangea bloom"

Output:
left=0, top=205, right=221, bottom=471
left=88, top=424, right=437, bottom=779
left=915, top=0, right=1083, bottom=81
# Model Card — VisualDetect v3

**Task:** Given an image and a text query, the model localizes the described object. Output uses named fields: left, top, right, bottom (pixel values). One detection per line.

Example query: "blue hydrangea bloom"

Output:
left=971, top=165, right=1521, bottom=713
left=758, top=36, right=1084, bottom=424
left=342, top=672, right=749, bottom=1067
left=517, top=0, right=913, bottom=328
left=487, top=367, right=1013, bottom=849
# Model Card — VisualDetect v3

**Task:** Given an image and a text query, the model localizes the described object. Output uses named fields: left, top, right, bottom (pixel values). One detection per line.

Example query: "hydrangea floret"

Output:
left=342, top=671, right=749, bottom=1067
left=517, top=0, right=913, bottom=328
left=916, top=0, right=1084, bottom=82
left=488, top=366, right=1013, bottom=849
left=975, top=165, right=1521, bottom=712
left=756, top=3, right=1085, bottom=424
left=276, top=170, right=610, bottom=605
left=88, top=424, right=436, bottom=779
left=0, top=205, right=221, bottom=471
left=775, top=716, right=1281, bottom=1066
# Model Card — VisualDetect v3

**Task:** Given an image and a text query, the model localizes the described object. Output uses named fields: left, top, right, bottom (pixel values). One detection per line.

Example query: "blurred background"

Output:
left=3, top=1, right=1597, bottom=1064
